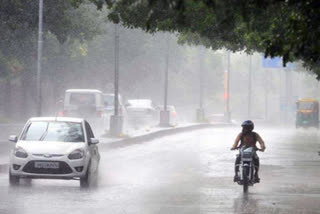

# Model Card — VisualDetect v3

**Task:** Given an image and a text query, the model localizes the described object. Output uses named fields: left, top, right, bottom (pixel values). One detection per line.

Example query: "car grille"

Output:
left=22, top=161, right=73, bottom=174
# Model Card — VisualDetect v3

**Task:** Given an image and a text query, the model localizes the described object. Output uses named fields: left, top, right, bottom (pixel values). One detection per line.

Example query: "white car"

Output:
left=126, top=99, right=158, bottom=127
left=102, top=93, right=127, bottom=129
left=8, top=117, right=100, bottom=188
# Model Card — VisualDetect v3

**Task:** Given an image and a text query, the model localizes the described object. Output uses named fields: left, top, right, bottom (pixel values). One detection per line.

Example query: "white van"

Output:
left=63, top=89, right=104, bottom=119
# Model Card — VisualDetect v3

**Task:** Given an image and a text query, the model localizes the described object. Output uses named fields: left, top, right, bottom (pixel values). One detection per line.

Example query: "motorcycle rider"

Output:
left=231, top=120, right=266, bottom=182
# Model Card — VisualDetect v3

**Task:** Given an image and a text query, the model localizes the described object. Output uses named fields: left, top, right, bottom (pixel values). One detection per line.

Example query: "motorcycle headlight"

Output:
left=14, top=147, right=28, bottom=158
left=68, top=149, right=85, bottom=160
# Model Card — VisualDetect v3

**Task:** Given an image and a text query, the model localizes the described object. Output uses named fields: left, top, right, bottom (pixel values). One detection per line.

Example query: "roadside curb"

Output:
left=101, top=122, right=235, bottom=150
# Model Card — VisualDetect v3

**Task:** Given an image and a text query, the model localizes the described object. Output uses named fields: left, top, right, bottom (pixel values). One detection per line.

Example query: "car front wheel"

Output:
left=80, top=164, right=90, bottom=188
left=9, top=169, right=20, bottom=186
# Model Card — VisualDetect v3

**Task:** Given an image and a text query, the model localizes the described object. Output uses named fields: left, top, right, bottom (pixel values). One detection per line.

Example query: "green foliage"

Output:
left=75, top=0, right=320, bottom=78
left=0, top=0, right=105, bottom=79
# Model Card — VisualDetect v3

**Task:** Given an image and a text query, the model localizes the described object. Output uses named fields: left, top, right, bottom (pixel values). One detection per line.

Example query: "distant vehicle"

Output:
left=103, top=93, right=126, bottom=115
left=8, top=117, right=100, bottom=188
left=158, top=105, right=178, bottom=125
left=63, top=89, right=104, bottom=120
left=102, top=93, right=127, bottom=129
left=296, top=98, right=319, bottom=129
left=126, top=99, right=158, bottom=127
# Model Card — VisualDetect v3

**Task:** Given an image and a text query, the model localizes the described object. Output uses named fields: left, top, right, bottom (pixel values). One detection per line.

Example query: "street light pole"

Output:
left=196, top=47, right=205, bottom=122
left=248, top=54, right=252, bottom=119
left=36, top=0, right=43, bottom=116
left=114, top=23, right=119, bottom=117
left=224, top=50, right=231, bottom=122
left=264, top=70, right=269, bottom=121
left=160, top=34, right=170, bottom=126
left=110, top=23, right=123, bottom=136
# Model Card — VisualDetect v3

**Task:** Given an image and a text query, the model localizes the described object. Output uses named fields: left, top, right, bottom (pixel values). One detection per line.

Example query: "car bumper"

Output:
left=10, top=155, right=89, bottom=179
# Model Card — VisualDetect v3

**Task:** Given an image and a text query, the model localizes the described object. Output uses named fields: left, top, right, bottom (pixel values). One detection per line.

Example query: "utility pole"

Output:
left=248, top=54, right=252, bottom=119
left=36, top=0, right=43, bottom=116
left=110, top=23, right=123, bottom=136
left=284, top=67, right=292, bottom=125
left=264, top=70, right=269, bottom=121
left=160, top=34, right=170, bottom=126
left=114, top=23, right=119, bottom=117
left=224, top=51, right=231, bottom=122
left=197, top=47, right=205, bottom=122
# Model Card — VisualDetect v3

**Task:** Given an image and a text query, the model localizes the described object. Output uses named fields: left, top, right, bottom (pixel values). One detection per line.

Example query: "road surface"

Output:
left=0, top=127, right=319, bottom=214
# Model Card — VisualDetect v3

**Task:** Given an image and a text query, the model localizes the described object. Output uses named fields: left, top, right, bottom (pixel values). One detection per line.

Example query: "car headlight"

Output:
left=14, top=147, right=28, bottom=158
left=68, top=149, right=85, bottom=160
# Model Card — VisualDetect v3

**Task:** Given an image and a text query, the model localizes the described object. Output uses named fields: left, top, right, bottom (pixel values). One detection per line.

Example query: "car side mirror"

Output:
left=89, top=138, right=99, bottom=145
left=9, top=135, right=18, bottom=143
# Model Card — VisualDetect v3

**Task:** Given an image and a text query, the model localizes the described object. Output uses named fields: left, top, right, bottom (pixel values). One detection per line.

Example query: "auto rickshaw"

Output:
left=296, top=99, right=319, bottom=128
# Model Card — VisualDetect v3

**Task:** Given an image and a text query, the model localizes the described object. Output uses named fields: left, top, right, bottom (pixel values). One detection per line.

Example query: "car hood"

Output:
left=16, top=141, right=86, bottom=155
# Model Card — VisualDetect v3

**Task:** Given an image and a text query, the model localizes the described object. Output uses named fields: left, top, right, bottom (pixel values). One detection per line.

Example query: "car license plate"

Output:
left=34, top=162, right=59, bottom=169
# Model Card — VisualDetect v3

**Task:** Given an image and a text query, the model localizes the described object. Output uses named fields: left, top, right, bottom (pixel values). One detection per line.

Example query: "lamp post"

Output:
left=36, top=0, right=43, bottom=116
left=110, top=23, right=123, bottom=136
left=196, top=47, right=205, bottom=122
left=159, top=34, right=170, bottom=126
left=224, top=50, right=231, bottom=122
left=248, top=54, right=252, bottom=119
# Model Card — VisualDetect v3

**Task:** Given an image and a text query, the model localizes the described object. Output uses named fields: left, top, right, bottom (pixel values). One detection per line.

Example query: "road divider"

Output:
left=100, top=122, right=234, bottom=150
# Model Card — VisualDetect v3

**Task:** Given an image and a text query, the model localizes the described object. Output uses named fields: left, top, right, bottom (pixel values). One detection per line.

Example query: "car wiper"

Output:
left=39, top=123, right=49, bottom=141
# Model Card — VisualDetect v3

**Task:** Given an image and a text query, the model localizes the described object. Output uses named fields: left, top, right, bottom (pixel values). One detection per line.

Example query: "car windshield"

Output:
left=70, top=93, right=95, bottom=105
left=21, top=121, right=85, bottom=142
left=298, top=102, right=314, bottom=110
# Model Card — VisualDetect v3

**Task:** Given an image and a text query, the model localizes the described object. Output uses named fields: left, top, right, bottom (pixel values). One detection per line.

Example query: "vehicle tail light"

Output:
left=171, top=111, right=177, bottom=117
left=97, top=111, right=102, bottom=117
left=57, top=111, right=64, bottom=116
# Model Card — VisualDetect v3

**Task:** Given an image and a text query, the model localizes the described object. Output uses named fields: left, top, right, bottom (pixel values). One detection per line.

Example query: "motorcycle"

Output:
left=234, top=147, right=262, bottom=193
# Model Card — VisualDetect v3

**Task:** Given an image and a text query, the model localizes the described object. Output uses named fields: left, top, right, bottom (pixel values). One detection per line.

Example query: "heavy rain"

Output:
left=0, top=1, right=320, bottom=214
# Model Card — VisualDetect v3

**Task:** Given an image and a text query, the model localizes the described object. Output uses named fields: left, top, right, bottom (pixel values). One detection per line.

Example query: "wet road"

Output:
left=0, top=127, right=320, bottom=214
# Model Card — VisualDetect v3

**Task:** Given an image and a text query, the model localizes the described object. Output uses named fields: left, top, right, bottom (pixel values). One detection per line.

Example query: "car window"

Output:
left=70, top=93, right=95, bottom=105
left=85, top=121, right=95, bottom=142
left=21, top=121, right=85, bottom=142
left=21, top=122, right=48, bottom=141
left=103, top=95, right=114, bottom=107
left=104, top=94, right=122, bottom=106
left=298, top=102, right=314, bottom=110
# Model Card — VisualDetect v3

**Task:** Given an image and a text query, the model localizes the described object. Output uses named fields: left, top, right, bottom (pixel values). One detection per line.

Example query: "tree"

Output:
left=0, top=0, right=105, bottom=118
left=70, top=0, right=320, bottom=78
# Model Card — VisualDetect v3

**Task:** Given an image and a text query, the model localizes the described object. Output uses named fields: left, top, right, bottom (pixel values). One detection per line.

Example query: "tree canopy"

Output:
left=70, top=0, right=320, bottom=78
left=0, top=0, right=103, bottom=79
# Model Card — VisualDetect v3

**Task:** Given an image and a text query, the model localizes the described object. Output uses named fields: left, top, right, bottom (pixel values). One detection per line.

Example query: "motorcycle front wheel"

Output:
left=242, top=167, right=249, bottom=193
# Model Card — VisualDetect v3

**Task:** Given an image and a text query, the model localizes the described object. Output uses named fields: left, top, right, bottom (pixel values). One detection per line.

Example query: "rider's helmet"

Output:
left=241, top=120, right=254, bottom=132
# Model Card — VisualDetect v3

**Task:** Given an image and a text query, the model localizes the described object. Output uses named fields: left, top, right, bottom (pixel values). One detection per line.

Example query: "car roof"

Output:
left=103, top=93, right=122, bottom=97
left=298, top=98, right=318, bottom=103
left=66, top=89, right=102, bottom=94
left=29, top=117, right=84, bottom=123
